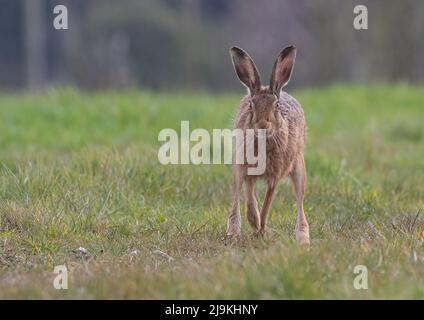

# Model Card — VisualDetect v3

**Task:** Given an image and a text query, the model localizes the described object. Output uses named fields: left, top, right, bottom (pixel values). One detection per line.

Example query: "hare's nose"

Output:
left=256, top=120, right=271, bottom=130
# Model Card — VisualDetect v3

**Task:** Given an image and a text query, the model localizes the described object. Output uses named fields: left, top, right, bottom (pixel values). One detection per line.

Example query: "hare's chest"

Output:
left=263, top=148, right=293, bottom=180
left=262, top=130, right=299, bottom=179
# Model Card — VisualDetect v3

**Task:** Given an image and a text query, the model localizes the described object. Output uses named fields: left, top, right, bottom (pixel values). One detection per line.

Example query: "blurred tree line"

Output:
left=0, top=0, right=423, bottom=91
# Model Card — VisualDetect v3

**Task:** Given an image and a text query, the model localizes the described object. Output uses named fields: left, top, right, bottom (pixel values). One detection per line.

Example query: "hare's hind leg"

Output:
left=245, top=177, right=260, bottom=232
left=226, top=165, right=244, bottom=237
left=259, top=179, right=277, bottom=235
left=290, top=157, right=310, bottom=245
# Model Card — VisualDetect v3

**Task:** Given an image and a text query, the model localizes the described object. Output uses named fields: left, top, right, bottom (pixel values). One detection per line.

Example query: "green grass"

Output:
left=0, top=85, right=423, bottom=299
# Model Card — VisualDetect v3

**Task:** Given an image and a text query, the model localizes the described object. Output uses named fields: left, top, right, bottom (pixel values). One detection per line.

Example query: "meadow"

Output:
left=0, top=85, right=422, bottom=299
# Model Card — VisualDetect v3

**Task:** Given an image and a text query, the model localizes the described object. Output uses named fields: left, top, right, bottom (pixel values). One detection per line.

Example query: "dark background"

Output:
left=1, top=0, right=423, bottom=91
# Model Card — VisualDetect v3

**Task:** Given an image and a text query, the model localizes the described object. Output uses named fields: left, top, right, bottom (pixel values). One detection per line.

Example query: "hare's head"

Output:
left=230, top=46, right=296, bottom=136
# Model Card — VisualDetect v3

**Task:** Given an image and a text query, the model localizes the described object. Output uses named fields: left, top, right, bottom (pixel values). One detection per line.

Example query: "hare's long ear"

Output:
left=230, top=47, right=261, bottom=95
left=269, top=46, right=297, bottom=95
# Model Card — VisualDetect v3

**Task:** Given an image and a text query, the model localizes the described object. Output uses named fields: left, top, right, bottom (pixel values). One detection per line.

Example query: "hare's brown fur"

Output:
left=227, top=46, right=310, bottom=245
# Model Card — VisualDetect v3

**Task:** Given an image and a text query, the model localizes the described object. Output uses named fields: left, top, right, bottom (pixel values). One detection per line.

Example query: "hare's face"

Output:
left=249, top=92, right=282, bottom=137
left=230, top=46, right=296, bottom=138
left=230, top=45, right=296, bottom=136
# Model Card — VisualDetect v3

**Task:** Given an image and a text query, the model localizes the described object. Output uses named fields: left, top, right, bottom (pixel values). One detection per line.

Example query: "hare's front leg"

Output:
left=226, top=165, right=244, bottom=237
left=245, top=177, right=260, bottom=232
left=290, top=157, right=310, bottom=245
left=259, top=179, right=277, bottom=235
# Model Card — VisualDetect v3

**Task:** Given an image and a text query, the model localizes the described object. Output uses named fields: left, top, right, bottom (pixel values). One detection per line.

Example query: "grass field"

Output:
left=0, top=85, right=423, bottom=299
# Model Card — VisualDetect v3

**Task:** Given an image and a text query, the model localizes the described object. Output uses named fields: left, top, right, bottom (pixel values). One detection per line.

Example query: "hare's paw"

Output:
left=295, top=226, right=310, bottom=246
left=226, top=223, right=241, bottom=237
left=250, top=229, right=264, bottom=240
left=257, top=227, right=268, bottom=238
left=222, top=233, right=241, bottom=246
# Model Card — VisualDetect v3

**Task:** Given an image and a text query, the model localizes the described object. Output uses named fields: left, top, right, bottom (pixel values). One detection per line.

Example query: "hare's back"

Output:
left=278, top=91, right=306, bottom=144
left=278, top=91, right=304, bottom=119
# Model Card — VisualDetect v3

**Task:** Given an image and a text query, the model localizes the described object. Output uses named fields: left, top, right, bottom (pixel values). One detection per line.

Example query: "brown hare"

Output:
left=227, top=45, right=310, bottom=245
